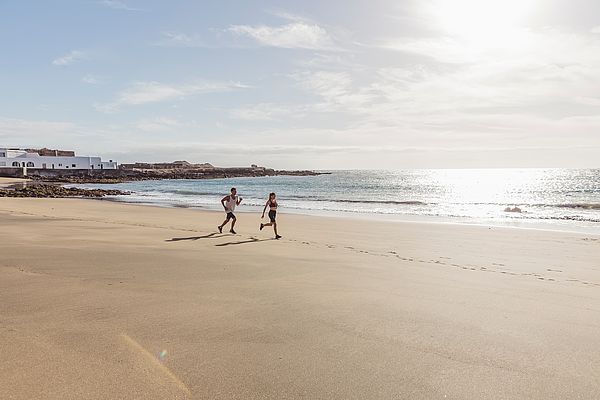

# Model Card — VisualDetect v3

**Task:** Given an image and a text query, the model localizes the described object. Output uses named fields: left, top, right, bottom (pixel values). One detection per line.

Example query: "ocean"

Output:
left=74, top=169, right=600, bottom=234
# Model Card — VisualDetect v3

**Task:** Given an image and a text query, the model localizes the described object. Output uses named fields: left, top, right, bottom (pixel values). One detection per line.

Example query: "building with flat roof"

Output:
left=0, top=148, right=117, bottom=170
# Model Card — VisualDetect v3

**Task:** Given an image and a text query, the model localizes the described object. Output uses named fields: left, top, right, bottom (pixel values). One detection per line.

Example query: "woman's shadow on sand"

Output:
left=166, top=233, right=275, bottom=246
left=214, top=237, right=275, bottom=246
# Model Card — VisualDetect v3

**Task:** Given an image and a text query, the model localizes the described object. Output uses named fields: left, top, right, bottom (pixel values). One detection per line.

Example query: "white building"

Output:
left=0, top=148, right=117, bottom=170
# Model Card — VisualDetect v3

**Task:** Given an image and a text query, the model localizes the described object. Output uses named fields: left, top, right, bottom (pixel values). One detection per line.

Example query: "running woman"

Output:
left=260, top=192, right=281, bottom=239
left=218, top=187, right=242, bottom=234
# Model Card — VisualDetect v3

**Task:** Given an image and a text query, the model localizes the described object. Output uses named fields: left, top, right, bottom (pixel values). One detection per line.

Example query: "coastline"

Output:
left=99, top=194, right=600, bottom=236
left=1, top=173, right=598, bottom=234
left=2, top=197, right=600, bottom=399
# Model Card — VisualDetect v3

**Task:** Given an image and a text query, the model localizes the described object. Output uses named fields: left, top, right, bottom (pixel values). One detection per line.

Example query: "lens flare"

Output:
left=158, top=350, right=168, bottom=362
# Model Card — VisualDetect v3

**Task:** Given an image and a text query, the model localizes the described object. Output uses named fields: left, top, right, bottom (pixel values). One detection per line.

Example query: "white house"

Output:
left=0, top=148, right=117, bottom=170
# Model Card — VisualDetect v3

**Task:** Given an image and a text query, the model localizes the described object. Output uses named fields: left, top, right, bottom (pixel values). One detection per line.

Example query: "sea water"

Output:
left=75, top=169, right=600, bottom=233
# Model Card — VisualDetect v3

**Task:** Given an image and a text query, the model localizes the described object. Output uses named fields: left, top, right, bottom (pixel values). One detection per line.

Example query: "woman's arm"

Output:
left=262, top=200, right=269, bottom=216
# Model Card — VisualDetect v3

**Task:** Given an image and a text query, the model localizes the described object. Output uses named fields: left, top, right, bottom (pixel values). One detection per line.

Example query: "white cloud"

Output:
left=292, top=71, right=351, bottom=98
left=96, top=80, right=250, bottom=112
left=154, top=32, right=206, bottom=48
left=82, top=74, right=101, bottom=84
left=375, top=29, right=600, bottom=114
left=230, top=103, right=306, bottom=121
left=136, top=117, right=183, bottom=132
left=52, top=50, right=85, bottom=66
left=591, top=26, right=600, bottom=34
left=228, top=21, right=336, bottom=50
left=290, top=70, right=378, bottom=113
left=99, top=1, right=140, bottom=11
left=0, top=117, right=75, bottom=138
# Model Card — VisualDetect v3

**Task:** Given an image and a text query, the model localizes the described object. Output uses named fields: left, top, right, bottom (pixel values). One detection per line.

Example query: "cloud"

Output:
left=228, top=21, right=336, bottom=50
left=52, top=50, right=85, bottom=66
left=136, top=117, right=184, bottom=132
left=154, top=32, right=206, bottom=48
left=290, top=71, right=378, bottom=113
left=82, top=74, right=101, bottom=84
left=591, top=26, right=600, bottom=34
left=96, top=80, right=250, bottom=112
left=230, top=103, right=306, bottom=121
left=99, top=1, right=140, bottom=11
left=0, top=117, right=75, bottom=138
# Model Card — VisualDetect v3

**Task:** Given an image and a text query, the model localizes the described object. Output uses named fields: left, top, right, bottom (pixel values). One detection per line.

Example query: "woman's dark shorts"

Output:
left=268, top=210, right=277, bottom=222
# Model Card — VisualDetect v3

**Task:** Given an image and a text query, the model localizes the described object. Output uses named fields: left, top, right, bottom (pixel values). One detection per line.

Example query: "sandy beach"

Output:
left=1, top=198, right=599, bottom=399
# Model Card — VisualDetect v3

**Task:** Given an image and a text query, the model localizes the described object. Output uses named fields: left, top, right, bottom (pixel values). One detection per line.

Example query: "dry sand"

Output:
left=1, top=198, right=599, bottom=399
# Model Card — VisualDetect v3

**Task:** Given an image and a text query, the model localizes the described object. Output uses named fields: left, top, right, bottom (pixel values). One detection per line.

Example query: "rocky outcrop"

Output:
left=27, top=167, right=328, bottom=184
left=0, top=184, right=128, bottom=198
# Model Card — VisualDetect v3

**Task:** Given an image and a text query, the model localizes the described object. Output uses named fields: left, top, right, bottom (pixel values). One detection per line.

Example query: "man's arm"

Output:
left=221, top=195, right=229, bottom=210
left=237, top=197, right=243, bottom=205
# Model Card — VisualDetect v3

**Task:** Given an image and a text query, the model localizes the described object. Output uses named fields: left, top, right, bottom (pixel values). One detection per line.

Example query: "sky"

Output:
left=1, top=0, right=599, bottom=169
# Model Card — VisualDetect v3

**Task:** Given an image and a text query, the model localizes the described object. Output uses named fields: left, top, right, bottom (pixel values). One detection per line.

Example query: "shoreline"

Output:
left=99, top=195, right=600, bottom=236
left=1, top=175, right=598, bottom=235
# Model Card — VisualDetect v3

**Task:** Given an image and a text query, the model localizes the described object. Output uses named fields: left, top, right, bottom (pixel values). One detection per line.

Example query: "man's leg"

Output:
left=230, top=217, right=237, bottom=233
left=218, top=216, right=230, bottom=232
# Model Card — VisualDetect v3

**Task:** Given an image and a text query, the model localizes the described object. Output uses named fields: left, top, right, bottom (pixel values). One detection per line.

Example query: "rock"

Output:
left=504, top=206, right=522, bottom=213
left=0, top=184, right=129, bottom=198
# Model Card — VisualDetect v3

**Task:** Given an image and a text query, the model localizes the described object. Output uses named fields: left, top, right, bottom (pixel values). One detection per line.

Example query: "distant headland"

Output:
left=0, top=147, right=327, bottom=183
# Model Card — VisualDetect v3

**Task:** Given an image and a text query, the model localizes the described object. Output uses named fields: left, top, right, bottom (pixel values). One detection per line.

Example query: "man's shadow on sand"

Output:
left=166, top=232, right=227, bottom=242
left=215, top=237, right=275, bottom=247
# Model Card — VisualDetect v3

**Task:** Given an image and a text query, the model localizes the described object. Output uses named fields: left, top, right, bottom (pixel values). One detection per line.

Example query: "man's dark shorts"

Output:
left=226, top=212, right=236, bottom=220
left=268, top=210, right=276, bottom=222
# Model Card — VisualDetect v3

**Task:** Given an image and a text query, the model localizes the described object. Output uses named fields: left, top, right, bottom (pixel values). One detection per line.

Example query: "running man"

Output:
left=260, top=192, right=282, bottom=239
left=218, top=187, right=242, bottom=234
